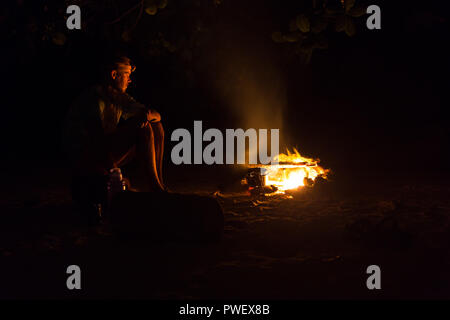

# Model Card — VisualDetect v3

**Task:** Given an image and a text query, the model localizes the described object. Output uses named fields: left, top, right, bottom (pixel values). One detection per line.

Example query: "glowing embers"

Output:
left=247, top=148, right=329, bottom=194
left=263, top=164, right=321, bottom=192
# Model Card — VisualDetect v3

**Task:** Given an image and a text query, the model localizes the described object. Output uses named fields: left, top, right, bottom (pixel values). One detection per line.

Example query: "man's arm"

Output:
left=118, top=92, right=161, bottom=124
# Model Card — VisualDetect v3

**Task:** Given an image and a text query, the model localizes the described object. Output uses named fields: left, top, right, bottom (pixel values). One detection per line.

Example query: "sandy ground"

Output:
left=1, top=165, right=450, bottom=299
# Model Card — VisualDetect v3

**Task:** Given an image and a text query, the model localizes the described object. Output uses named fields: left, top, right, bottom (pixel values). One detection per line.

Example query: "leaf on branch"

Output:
left=283, top=32, right=301, bottom=43
left=324, top=6, right=339, bottom=17
left=344, top=0, right=356, bottom=12
left=145, top=5, right=158, bottom=15
left=296, top=14, right=310, bottom=33
left=158, top=0, right=168, bottom=9
left=348, top=5, right=366, bottom=17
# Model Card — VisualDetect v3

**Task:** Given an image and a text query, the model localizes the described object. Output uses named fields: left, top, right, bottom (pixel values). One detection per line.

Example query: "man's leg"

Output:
left=102, top=117, right=163, bottom=192
left=150, top=121, right=165, bottom=188
left=136, top=121, right=165, bottom=191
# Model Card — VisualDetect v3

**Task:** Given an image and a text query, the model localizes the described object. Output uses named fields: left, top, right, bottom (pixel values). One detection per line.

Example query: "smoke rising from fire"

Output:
left=208, top=46, right=287, bottom=163
left=198, top=7, right=288, bottom=164
left=212, top=50, right=285, bottom=133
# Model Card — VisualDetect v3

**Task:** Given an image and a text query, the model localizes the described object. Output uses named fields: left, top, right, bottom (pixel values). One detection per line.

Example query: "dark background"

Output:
left=2, top=0, right=449, bottom=179
left=1, top=0, right=450, bottom=301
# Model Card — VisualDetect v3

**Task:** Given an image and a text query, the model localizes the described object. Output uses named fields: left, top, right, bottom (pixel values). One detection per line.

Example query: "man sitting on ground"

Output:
left=63, top=56, right=165, bottom=209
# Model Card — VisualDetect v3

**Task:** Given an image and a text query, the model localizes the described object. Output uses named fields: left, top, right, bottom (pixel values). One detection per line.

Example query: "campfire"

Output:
left=245, top=148, right=330, bottom=194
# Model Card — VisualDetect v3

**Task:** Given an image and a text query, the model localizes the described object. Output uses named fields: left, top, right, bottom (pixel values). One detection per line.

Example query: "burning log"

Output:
left=241, top=168, right=275, bottom=195
left=243, top=148, right=330, bottom=195
left=243, top=168, right=265, bottom=188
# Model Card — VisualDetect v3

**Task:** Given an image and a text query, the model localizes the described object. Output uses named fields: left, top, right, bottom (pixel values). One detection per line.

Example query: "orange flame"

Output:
left=264, top=148, right=329, bottom=192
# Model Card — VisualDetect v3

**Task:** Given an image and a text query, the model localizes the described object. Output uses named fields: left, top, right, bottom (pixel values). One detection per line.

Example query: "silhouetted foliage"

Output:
left=2, top=0, right=370, bottom=67
left=272, top=0, right=367, bottom=63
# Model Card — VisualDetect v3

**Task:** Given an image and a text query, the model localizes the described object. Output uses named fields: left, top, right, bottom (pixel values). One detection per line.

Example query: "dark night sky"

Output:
left=2, top=0, right=449, bottom=176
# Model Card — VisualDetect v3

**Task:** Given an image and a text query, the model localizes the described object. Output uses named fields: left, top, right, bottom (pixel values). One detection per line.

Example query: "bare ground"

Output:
left=1, top=165, right=450, bottom=299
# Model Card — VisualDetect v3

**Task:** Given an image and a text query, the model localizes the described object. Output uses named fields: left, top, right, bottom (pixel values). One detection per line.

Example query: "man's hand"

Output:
left=146, top=109, right=161, bottom=122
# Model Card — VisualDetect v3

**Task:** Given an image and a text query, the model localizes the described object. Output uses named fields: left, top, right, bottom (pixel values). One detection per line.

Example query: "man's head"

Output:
left=107, top=56, right=136, bottom=93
